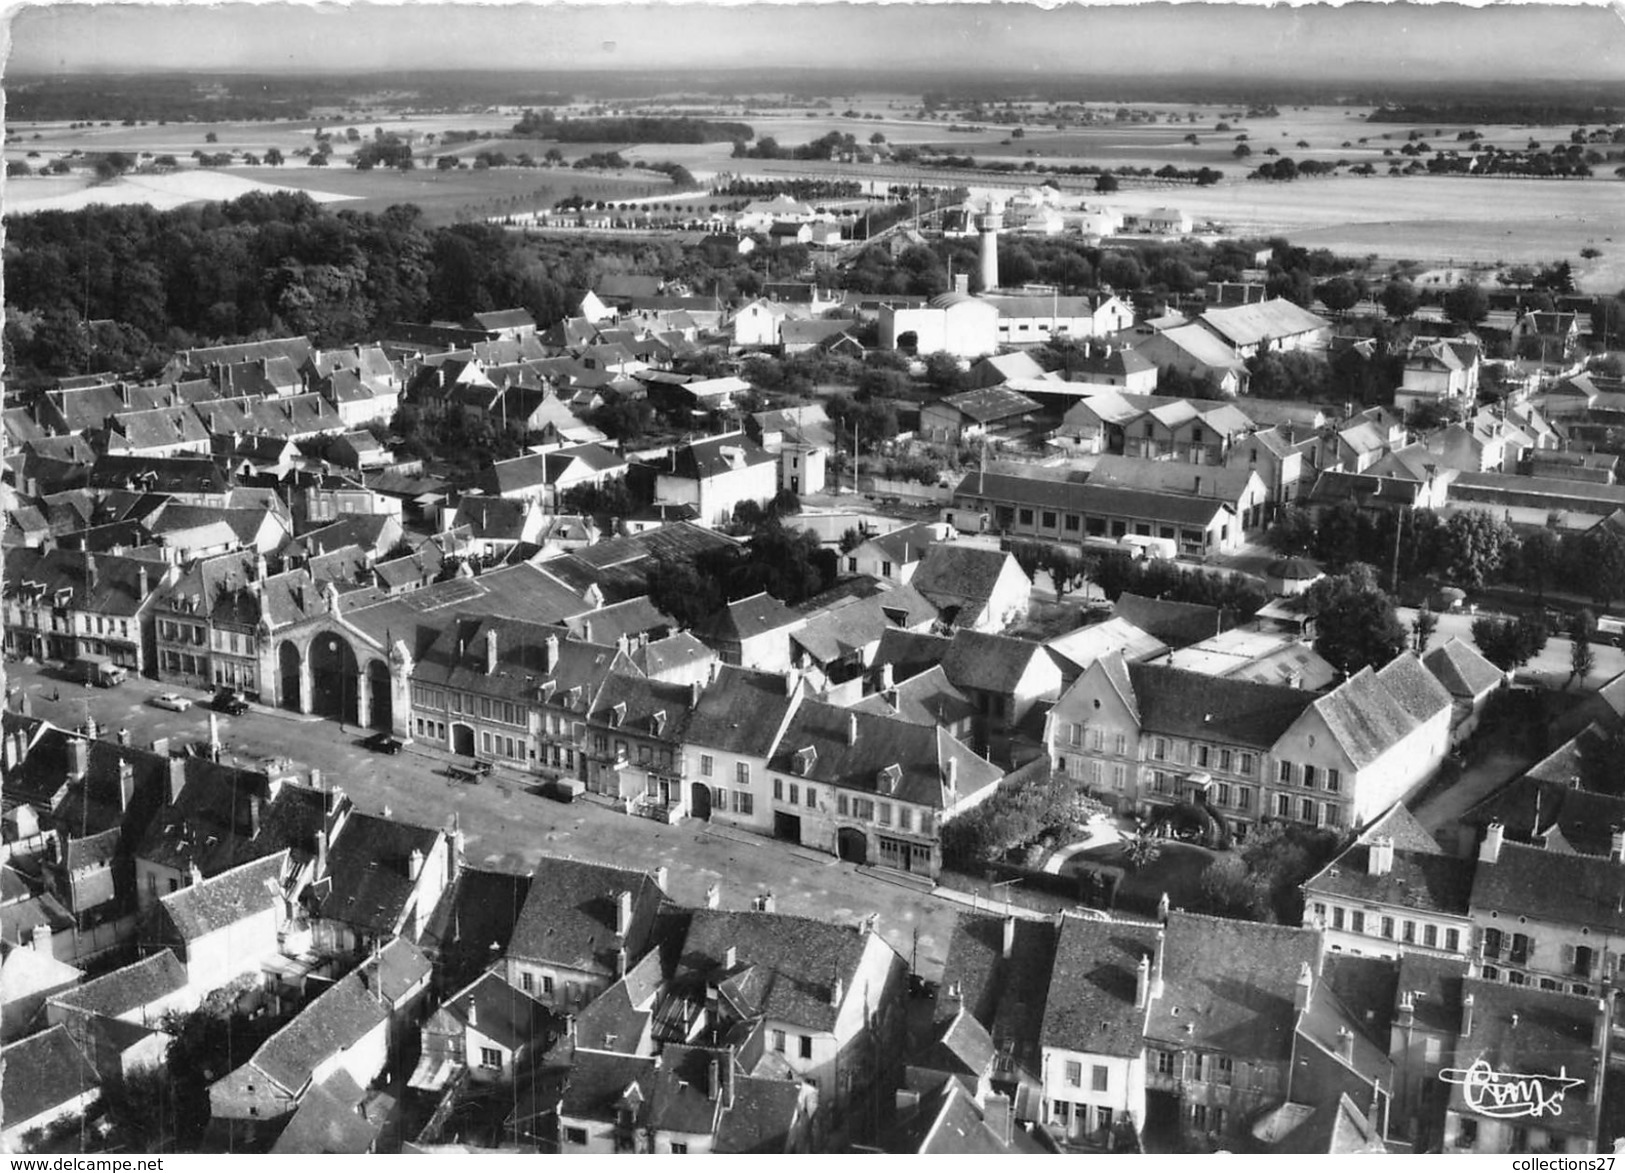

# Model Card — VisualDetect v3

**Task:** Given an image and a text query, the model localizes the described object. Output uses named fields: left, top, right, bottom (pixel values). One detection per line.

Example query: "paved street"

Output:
left=5, top=660, right=971, bottom=980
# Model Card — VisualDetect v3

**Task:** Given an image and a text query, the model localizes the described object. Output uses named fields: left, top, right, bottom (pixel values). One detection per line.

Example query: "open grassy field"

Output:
left=3, top=168, right=358, bottom=215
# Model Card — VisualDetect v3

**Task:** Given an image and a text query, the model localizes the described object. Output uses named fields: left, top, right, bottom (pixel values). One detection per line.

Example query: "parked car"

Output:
left=151, top=693, right=192, bottom=712
left=364, top=732, right=403, bottom=755
left=210, top=689, right=250, bottom=716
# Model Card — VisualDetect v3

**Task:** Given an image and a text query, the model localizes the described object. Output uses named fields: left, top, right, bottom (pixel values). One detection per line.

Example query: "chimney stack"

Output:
left=690, top=679, right=703, bottom=709
left=1610, top=825, right=1624, bottom=864
left=138, top=565, right=150, bottom=599
left=1367, top=836, right=1394, bottom=877
left=1157, top=891, right=1171, bottom=924
left=830, top=973, right=844, bottom=1008
left=1336, top=1026, right=1356, bottom=1066
left=1136, top=952, right=1151, bottom=1009
left=315, top=827, right=329, bottom=879
left=68, top=737, right=90, bottom=782
left=878, top=662, right=894, bottom=691
left=1461, top=992, right=1475, bottom=1038
left=705, top=883, right=720, bottom=909
left=616, top=889, right=633, bottom=937
left=707, top=1058, right=721, bottom=1102
left=249, top=794, right=262, bottom=837
left=486, top=628, right=499, bottom=675
left=1002, top=915, right=1016, bottom=960
left=724, top=944, right=738, bottom=970
left=31, top=925, right=52, bottom=956
left=544, top=633, right=560, bottom=673
left=466, top=995, right=477, bottom=1028
left=119, top=760, right=135, bottom=813
left=1294, top=961, right=1314, bottom=1014
left=168, top=757, right=187, bottom=806
left=1398, top=990, right=1415, bottom=1027
left=1480, top=821, right=1505, bottom=865
left=654, top=866, right=668, bottom=892
left=847, top=712, right=858, bottom=746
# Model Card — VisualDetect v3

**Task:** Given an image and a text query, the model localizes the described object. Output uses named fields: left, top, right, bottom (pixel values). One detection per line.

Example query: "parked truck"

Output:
left=74, top=653, right=128, bottom=688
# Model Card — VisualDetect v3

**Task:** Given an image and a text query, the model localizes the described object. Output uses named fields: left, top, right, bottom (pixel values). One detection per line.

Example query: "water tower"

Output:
left=975, top=199, right=1003, bottom=292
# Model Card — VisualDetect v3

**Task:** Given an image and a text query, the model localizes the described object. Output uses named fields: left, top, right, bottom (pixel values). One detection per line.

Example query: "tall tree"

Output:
left=1412, top=606, right=1438, bottom=654
left=1439, top=509, right=1516, bottom=590
left=1304, top=563, right=1408, bottom=676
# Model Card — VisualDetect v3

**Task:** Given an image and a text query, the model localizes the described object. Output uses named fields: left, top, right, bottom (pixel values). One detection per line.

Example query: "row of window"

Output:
left=1277, top=761, right=1342, bottom=793
left=158, top=619, right=206, bottom=644
left=1153, top=1050, right=1235, bottom=1086
left=1272, top=793, right=1343, bottom=828
left=1011, top=508, right=1212, bottom=547
left=1151, top=737, right=1258, bottom=778
left=594, top=735, right=677, bottom=771
left=1478, top=965, right=1594, bottom=998
left=1048, top=1100, right=1117, bottom=1138
left=699, top=755, right=751, bottom=786
left=1316, top=903, right=1464, bottom=953
left=1062, top=1061, right=1111, bottom=1092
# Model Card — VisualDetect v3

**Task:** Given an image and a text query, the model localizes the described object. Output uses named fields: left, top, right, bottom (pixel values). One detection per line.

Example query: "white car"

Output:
left=151, top=693, right=192, bottom=712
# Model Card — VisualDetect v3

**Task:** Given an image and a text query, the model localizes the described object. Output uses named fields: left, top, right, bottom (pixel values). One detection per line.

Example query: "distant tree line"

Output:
left=512, top=109, right=754, bottom=143
left=1367, top=101, right=1622, bottom=125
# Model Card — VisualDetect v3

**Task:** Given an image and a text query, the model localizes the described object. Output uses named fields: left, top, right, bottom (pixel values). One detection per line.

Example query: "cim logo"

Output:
left=1439, top=1059, right=1585, bottom=1119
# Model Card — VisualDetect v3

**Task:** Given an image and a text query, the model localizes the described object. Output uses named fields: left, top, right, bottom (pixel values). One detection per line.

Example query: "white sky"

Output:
left=5, top=2, right=1624, bottom=82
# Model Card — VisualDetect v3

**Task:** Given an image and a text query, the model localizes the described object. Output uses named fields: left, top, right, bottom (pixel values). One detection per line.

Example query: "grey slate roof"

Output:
left=507, top=855, right=666, bottom=978
left=0, top=1024, right=99, bottom=1127
left=1126, top=661, right=1316, bottom=749
left=676, top=909, right=882, bottom=1034
left=1040, top=915, right=1160, bottom=1058
left=941, top=630, right=1054, bottom=695
left=48, top=949, right=187, bottom=1019
left=1470, top=840, right=1625, bottom=934
left=684, top=666, right=801, bottom=757
left=1422, top=637, right=1505, bottom=700
left=159, top=850, right=287, bottom=942
left=1145, top=911, right=1321, bottom=1064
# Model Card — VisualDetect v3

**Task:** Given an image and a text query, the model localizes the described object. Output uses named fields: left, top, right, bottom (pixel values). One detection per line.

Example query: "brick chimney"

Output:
left=1479, top=821, right=1504, bottom=865
left=1461, top=992, right=1475, bottom=1038
left=878, top=662, right=894, bottom=691
left=486, top=628, right=499, bottom=675
left=1136, top=952, right=1151, bottom=1009
left=1336, top=1026, right=1356, bottom=1065
left=616, top=889, right=633, bottom=936
left=119, top=760, right=135, bottom=813
left=1002, top=915, right=1016, bottom=960
left=847, top=712, right=858, bottom=746
left=1610, top=825, right=1624, bottom=864
left=705, top=882, right=720, bottom=909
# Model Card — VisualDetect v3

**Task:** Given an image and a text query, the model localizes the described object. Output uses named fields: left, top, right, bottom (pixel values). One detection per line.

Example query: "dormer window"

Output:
left=650, top=710, right=667, bottom=737
left=878, top=764, right=902, bottom=794
left=610, top=702, right=627, bottom=728
left=793, top=746, right=817, bottom=776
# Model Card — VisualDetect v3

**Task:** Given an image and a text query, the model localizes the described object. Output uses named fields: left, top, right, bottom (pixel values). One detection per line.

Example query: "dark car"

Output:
left=365, top=732, right=403, bottom=755
left=210, top=689, right=250, bottom=716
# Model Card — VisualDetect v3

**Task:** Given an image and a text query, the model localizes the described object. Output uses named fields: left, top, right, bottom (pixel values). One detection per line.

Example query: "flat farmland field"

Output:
left=220, top=164, right=666, bottom=222
left=1102, top=175, right=1625, bottom=290
left=3, top=168, right=358, bottom=215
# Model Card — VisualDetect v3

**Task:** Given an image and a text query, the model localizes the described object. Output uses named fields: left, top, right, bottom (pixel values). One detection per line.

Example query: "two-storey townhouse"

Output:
left=407, top=619, right=629, bottom=771
left=1038, top=914, right=1161, bottom=1149
left=939, top=629, right=1065, bottom=755
left=1271, top=654, right=1454, bottom=832
left=1396, top=338, right=1482, bottom=415
left=789, top=581, right=939, bottom=696
left=307, top=811, right=453, bottom=956
left=4, top=548, right=169, bottom=676
left=673, top=907, right=908, bottom=1145
left=483, top=442, right=626, bottom=510
left=584, top=671, right=695, bottom=819
left=142, top=850, right=291, bottom=996
left=1224, top=425, right=1310, bottom=511
left=1469, top=823, right=1625, bottom=1000
left=701, top=591, right=804, bottom=672
left=682, top=665, right=804, bottom=832
left=649, top=432, right=777, bottom=527
left=504, top=855, right=667, bottom=1012
left=840, top=521, right=953, bottom=583
left=765, top=700, right=1003, bottom=877
left=908, top=542, right=1032, bottom=633
left=1441, top=979, right=1609, bottom=1155
left=1143, top=912, right=1324, bottom=1151
left=1046, top=653, right=1314, bottom=837
left=1301, top=803, right=1476, bottom=961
